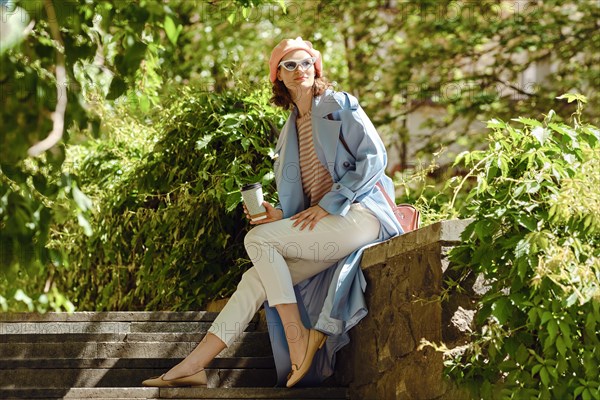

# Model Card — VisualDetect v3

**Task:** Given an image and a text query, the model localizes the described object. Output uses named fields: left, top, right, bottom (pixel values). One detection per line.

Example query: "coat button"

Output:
left=335, top=184, right=341, bottom=189
left=343, top=161, right=350, bottom=168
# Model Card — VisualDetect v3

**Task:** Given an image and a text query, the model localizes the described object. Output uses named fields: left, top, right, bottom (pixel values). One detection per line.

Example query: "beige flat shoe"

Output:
left=142, top=369, right=207, bottom=388
left=286, top=329, right=327, bottom=388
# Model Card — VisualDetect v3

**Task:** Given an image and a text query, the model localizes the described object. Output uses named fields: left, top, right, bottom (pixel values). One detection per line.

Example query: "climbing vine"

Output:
left=445, top=95, right=600, bottom=399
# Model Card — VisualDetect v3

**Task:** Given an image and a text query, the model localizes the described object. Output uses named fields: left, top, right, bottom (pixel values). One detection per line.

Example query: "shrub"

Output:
left=446, top=95, right=600, bottom=399
left=59, top=84, right=287, bottom=310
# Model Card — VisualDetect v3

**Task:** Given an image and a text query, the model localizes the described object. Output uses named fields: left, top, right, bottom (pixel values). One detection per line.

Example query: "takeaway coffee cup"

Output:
left=241, top=183, right=268, bottom=222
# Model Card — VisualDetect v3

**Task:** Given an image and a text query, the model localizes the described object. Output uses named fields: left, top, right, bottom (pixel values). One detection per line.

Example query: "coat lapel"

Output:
left=274, top=108, right=306, bottom=217
left=312, top=91, right=344, bottom=177
left=312, top=115, right=341, bottom=177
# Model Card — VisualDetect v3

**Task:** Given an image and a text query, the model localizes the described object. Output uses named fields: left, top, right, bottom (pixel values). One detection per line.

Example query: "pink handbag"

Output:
left=376, top=182, right=420, bottom=233
left=336, top=129, right=420, bottom=232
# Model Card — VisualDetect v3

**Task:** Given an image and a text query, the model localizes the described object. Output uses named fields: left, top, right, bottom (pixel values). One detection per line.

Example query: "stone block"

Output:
left=409, top=299, right=442, bottom=342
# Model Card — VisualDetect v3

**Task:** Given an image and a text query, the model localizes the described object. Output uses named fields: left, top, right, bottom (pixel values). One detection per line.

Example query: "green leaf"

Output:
left=525, top=180, right=541, bottom=194
left=531, top=126, right=550, bottom=145
left=487, top=118, right=506, bottom=129
left=585, top=312, right=597, bottom=333
left=541, top=311, right=553, bottom=325
left=225, top=192, right=241, bottom=213
left=527, top=307, right=540, bottom=326
left=491, top=297, right=512, bottom=325
left=139, top=95, right=151, bottom=113
left=516, top=344, right=529, bottom=364
left=565, top=292, right=579, bottom=307
left=539, top=366, right=550, bottom=386
left=76, top=213, right=92, bottom=236
left=196, top=135, right=214, bottom=151
left=164, top=15, right=182, bottom=46
left=544, top=109, right=556, bottom=122
left=515, top=238, right=530, bottom=258
left=558, top=321, right=571, bottom=338
left=517, top=258, right=529, bottom=280
left=582, top=126, right=600, bottom=144
left=453, top=150, right=471, bottom=166
left=513, top=117, right=543, bottom=127
left=517, top=215, right=537, bottom=231
left=556, top=93, right=587, bottom=104
left=547, top=319, right=558, bottom=340
left=498, top=156, right=509, bottom=177
left=72, top=185, right=93, bottom=212
left=276, top=0, right=287, bottom=13
left=499, top=359, right=517, bottom=371
left=556, top=336, right=566, bottom=356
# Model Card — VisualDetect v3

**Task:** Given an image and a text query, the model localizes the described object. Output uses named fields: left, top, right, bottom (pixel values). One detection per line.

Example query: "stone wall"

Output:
left=334, top=220, right=473, bottom=400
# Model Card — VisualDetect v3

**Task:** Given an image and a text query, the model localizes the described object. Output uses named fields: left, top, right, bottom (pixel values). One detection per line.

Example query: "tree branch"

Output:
left=27, top=0, right=67, bottom=157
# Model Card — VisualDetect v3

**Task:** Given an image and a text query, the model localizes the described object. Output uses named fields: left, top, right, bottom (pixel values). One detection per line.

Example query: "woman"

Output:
left=142, top=37, right=403, bottom=389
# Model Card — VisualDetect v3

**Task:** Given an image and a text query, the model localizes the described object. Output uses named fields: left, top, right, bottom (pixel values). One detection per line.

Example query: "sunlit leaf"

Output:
left=513, top=117, right=543, bottom=127
left=557, top=93, right=587, bottom=104
left=531, top=126, right=550, bottom=145
left=77, top=212, right=93, bottom=237
left=72, top=185, right=92, bottom=212
left=0, top=5, right=30, bottom=54
left=164, top=15, right=182, bottom=46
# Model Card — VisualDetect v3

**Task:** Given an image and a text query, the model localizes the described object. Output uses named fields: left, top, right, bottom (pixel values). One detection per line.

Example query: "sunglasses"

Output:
left=278, top=57, right=317, bottom=72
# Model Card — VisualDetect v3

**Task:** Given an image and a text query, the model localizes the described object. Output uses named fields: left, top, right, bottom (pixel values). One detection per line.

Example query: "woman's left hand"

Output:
left=290, top=205, right=330, bottom=231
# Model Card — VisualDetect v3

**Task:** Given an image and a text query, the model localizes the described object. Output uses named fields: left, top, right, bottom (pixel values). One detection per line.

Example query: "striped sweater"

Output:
left=296, top=111, right=333, bottom=206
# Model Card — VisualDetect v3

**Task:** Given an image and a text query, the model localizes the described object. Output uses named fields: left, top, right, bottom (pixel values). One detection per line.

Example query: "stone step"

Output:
left=0, top=356, right=275, bottom=370
left=0, top=332, right=262, bottom=343
left=0, top=332, right=271, bottom=359
left=0, top=387, right=349, bottom=399
left=0, top=312, right=260, bottom=336
left=0, top=321, right=259, bottom=335
left=0, top=312, right=221, bottom=322
left=0, top=312, right=347, bottom=397
left=0, top=366, right=277, bottom=389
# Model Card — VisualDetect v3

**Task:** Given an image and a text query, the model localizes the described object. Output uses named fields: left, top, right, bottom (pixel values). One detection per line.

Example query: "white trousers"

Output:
left=209, top=203, right=380, bottom=346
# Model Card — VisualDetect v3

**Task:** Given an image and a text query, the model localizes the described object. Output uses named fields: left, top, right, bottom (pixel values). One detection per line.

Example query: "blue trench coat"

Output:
left=263, top=89, right=403, bottom=386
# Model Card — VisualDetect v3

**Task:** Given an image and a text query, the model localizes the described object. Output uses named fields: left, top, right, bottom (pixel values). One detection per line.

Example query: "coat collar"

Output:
left=313, top=89, right=345, bottom=118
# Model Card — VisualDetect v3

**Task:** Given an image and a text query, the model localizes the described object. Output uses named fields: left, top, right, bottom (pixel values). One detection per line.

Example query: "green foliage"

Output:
left=0, top=157, right=88, bottom=312
left=326, top=0, right=600, bottom=166
left=0, top=0, right=275, bottom=312
left=445, top=96, right=600, bottom=399
left=57, top=84, right=286, bottom=311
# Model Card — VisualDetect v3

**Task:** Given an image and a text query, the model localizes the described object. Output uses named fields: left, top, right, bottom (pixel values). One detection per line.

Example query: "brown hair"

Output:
left=270, top=76, right=333, bottom=110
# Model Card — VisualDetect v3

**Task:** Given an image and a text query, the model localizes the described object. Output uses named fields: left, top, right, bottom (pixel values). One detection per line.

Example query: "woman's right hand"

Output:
left=243, top=201, right=283, bottom=225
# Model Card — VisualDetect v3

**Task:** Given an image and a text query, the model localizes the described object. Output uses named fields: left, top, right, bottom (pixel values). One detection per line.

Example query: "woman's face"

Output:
left=276, top=50, right=316, bottom=97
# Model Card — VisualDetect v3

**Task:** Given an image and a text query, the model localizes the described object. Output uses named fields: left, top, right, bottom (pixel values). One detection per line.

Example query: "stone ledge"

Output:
left=361, top=219, right=473, bottom=269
